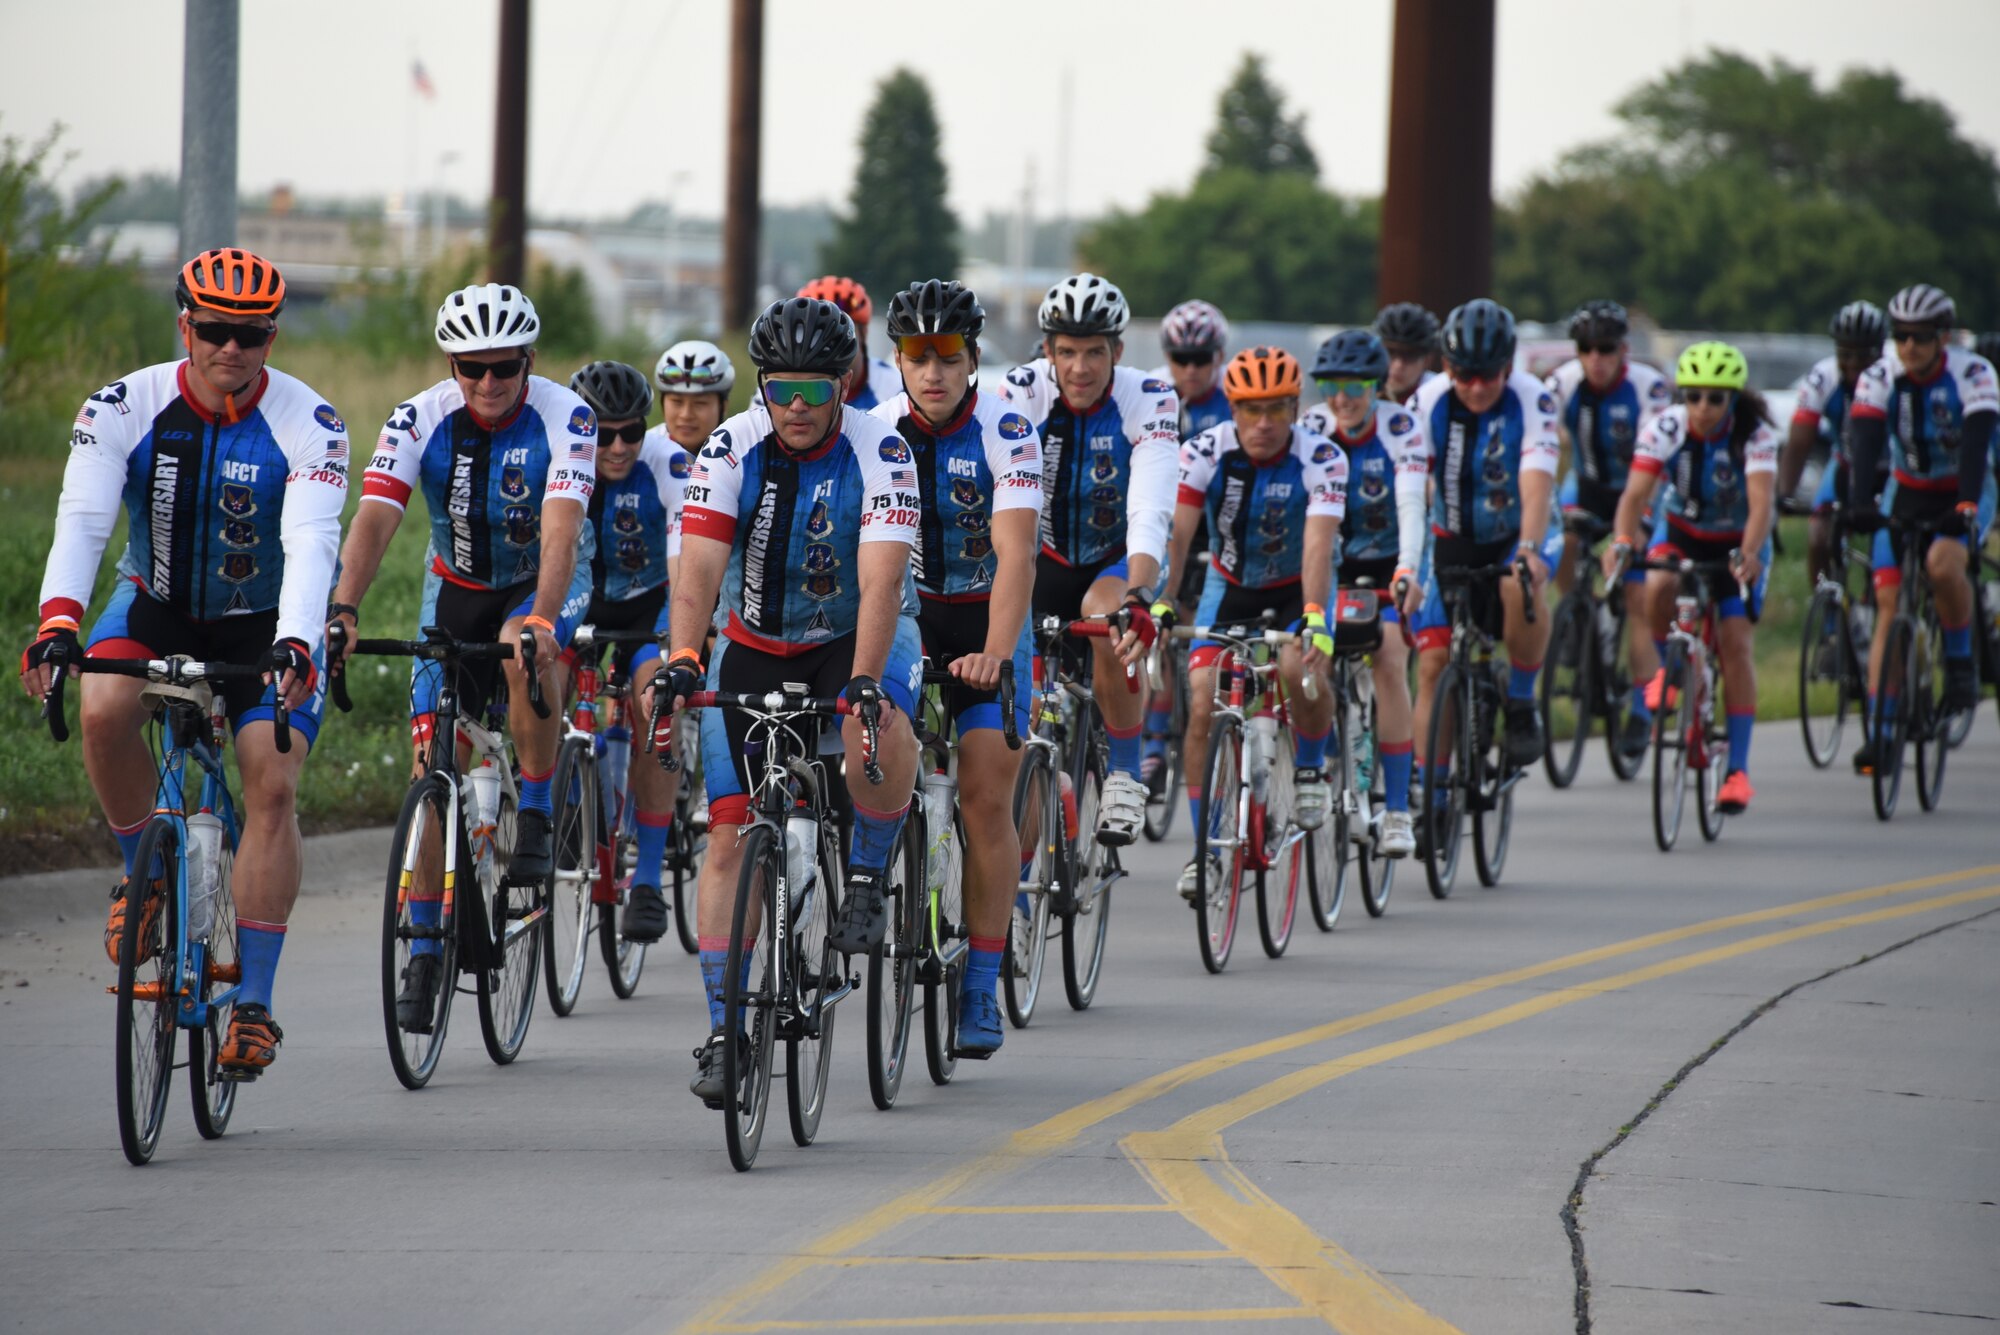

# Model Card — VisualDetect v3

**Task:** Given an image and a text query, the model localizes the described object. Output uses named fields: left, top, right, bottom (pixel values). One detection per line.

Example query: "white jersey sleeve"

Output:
left=1544, top=360, right=1586, bottom=416
left=845, top=408, right=921, bottom=548
left=1744, top=421, right=1780, bottom=476
left=679, top=410, right=758, bottom=545
left=1951, top=347, right=2000, bottom=417
left=37, top=371, right=166, bottom=627
left=1792, top=356, right=1840, bottom=425
left=526, top=377, right=597, bottom=508
left=1177, top=425, right=1227, bottom=507
left=1633, top=404, right=1689, bottom=475
left=1379, top=401, right=1432, bottom=573
left=1630, top=361, right=1675, bottom=427
left=1299, top=428, right=1347, bottom=522
left=1114, top=367, right=1181, bottom=566
left=262, top=369, right=351, bottom=648
left=994, top=358, right=1058, bottom=423
left=1849, top=357, right=1896, bottom=419
left=639, top=427, right=690, bottom=561
left=361, top=380, right=451, bottom=512
left=1516, top=372, right=1563, bottom=476
left=980, top=394, right=1044, bottom=515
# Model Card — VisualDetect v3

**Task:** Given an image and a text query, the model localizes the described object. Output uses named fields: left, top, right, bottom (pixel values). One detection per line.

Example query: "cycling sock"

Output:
left=1727, top=709, right=1755, bottom=774
left=1293, top=722, right=1330, bottom=771
left=632, top=809, right=673, bottom=889
left=1654, top=638, right=1669, bottom=663
left=849, top=799, right=908, bottom=871
left=1426, top=762, right=1451, bottom=807
left=236, top=918, right=286, bottom=1010
left=963, top=936, right=1003, bottom=1001
left=518, top=766, right=553, bottom=816
left=1186, top=785, right=1203, bottom=832
left=409, top=895, right=443, bottom=958
left=1876, top=695, right=1898, bottom=743
left=1508, top=660, right=1540, bottom=702
left=111, top=816, right=147, bottom=877
left=1381, top=741, right=1413, bottom=813
left=1942, top=620, right=1972, bottom=661
left=1105, top=722, right=1143, bottom=779
left=1628, top=685, right=1653, bottom=722
left=698, top=942, right=729, bottom=1030
left=1143, top=707, right=1171, bottom=757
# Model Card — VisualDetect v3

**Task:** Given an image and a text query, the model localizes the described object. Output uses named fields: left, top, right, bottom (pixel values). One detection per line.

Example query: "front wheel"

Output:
left=1060, top=739, right=1113, bottom=1010
left=1473, top=674, right=1513, bottom=888
left=786, top=819, right=842, bottom=1146
left=1307, top=692, right=1353, bottom=932
left=1798, top=585, right=1849, bottom=768
left=865, top=817, right=919, bottom=1109
left=477, top=809, right=546, bottom=1066
left=1872, top=618, right=1913, bottom=822
left=116, top=819, right=180, bottom=1165
left=1143, top=645, right=1189, bottom=842
left=1540, top=597, right=1591, bottom=789
left=1913, top=617, right=1948, bottom=811
left=381, top=775, right=458, bottom=1090
left=1422, top=666, right=1470, bottom=899
left=1695, top=654, right=1726, bottom=843
left=923, top=808, right=968, bottom=1086
left=722, top=824, right=779, bottom=1171
left=1194, top=717, right=1246, bottom=973
left=1004, top=746, right=1057, bottom=1028
left=1255, top=730, right=1302, bottom=959
left=597, top=835, right=647, bottom=1000
left=1652, top=644, right=1692, bottom=852
left=189, top=834, right=239, bottom=1140
left=543, top=738, right=596, bottom=1017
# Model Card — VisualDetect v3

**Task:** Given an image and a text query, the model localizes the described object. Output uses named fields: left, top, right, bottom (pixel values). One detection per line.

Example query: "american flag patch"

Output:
left=890, top=468, right=917, bottom=486
left=1009, top=442, right=1034, bottom=462
left=74, top=406, right=96, bottom=428
left=325, top=439, right=348, bottom=462
left=570, top=437, right=593, bottom=460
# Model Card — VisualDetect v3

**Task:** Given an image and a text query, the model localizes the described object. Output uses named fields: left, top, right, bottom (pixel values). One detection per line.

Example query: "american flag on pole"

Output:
left=412, top=61, right=436, bottom=100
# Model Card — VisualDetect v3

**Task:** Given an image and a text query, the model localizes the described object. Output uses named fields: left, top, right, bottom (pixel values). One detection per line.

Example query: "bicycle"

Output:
left=666, top=686, right=872, bottom=1171
left=1169, top=613, right=1320, bottom=973
left=41, top=656, right=291, bottom=1165
left=1420, top=561, right=1535, bottom=898
left=1326, top=585, right=1395, bottom=921
left=1796, top=507, right=1874, bottom=769
left=1626, top=554, right=1734, bottom=851
left=1141, top=632, right=1190, bottom=842
left=666, top=709, right=709, bottom=955
left=1541, top=513, right=1645, bottom=787
left=330, top=624, right=549, bottom=1088
left=1867, top=517, right=1956, bottom=821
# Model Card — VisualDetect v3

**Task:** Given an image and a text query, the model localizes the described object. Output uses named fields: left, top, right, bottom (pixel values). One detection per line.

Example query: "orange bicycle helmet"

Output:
left=1222, top=345, right=1304, bottom=401
left=176, top=248, right=287, bottom=317
left=798, top=275, right=872, bottom=324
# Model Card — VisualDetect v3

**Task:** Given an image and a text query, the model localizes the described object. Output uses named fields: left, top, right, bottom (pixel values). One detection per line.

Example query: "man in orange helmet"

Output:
left=19, top=249, right=349, bottom=1079
left=797, top=275, right=902, bottom=411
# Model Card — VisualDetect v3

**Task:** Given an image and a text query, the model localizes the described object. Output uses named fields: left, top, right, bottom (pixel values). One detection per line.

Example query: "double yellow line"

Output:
left=683, top=865, right=2000, bottom=1333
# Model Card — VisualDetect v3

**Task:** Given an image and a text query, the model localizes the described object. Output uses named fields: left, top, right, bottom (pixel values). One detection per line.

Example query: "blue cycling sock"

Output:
left=111, top=818, right=147, bottom=877
left=849, top=800, right=907, bottom=872
left=698, top=946, right=728, bottom=1030
left=236, top=919, right=286, bottom=1010
left=1105, top=723, right=1143, bottom=779
left=1654, top=638, right=1668, bottom=662
left=1942, top=621, right=1972, bottom=661
left=1727, top=710, right=1755, bottom=774
left=1187, top=786, right=1204, bottom=833
left=1876, top=695, right=1898, bottom=743
left=1381, top=744, right=1414, bottom=813
left=632, top=810, right=672, bottom=889
left=1628, top=685, right=1653, bottom=722
left=1508, top=661, right=1539, bottom=702
left=410, top=895, right=443, bottom=958
left=963, top=940, right=1002, bottom=1002
left=1294, top=723, right=1330, bottom=771
left=1426, top=763, right=1451, bottom=808
left=518, top=766, right=552, bottom=817
left=1143, top=708, right=1171, bottom=757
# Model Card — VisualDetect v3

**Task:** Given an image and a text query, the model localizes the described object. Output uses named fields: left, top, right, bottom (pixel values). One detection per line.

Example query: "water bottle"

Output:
left=601, top=721, right=631, bottom=835
left=1351, top=713, right=1374, bottom=797
left=1249, top=714, right=1278, bottom=802
left=185, top=811, right=225, bottom=942
left=468, top=761, right=502, bottom=883
left=1595, top=599, right=1618, bottom=670
left=922, top=770, right=957, bottom=894
left=785, top=810, right=819, bottom=913
left=1058, top=772, right=1079, bottom=843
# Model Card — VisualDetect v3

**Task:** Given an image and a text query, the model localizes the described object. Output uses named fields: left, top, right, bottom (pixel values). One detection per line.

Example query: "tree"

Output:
left=820, top=69, right=959, bottom=299
left=1203, top=54, right=1319, bottom=179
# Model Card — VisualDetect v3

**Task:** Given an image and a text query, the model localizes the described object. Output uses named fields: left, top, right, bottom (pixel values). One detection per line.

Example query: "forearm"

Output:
left=1613, top=475, right=1655, bottom=547
left=1301, top=519, right=1336, bottom=612
left=1742, top=477, right=1775, bottom=556
left=1123, top=553, right=1161, bottom=599
left=983, top=515, right=1036, bottom=658
left=331, top=502, right=404, bottom=608
left=1164, top=504, right=1201, bottom=606
left=850, top=575, right=903, bottom=683
left=530, top=500, right=584, bottom=623
left=1956, top=411, right=1995, bottom=503
left=669, top=540, right=728, bottom=661
left=1778, top=420, right=1816, bottom=496
left=1517, top=470, right=1553, bottom=550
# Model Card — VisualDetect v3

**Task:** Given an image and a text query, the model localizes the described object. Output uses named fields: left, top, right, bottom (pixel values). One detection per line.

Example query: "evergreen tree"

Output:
left=821, top=69, right=960, bottom=298
left=1203, top=54, right=1319, bottom=179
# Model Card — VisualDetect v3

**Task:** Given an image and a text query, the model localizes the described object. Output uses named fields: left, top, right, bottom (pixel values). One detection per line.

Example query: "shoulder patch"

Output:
left=700, top=428, right=734, bottom=460
left=1142, top=378, right=1172, bottom=394
left=89, top=381, right=132, bottom=414
left=1647, top=378, right=1672, bottom=401
left=997, top=412, right=1033, bottom=440
left=314, top=403, right=346, bottom=433
left=1388, top=412, right=1414, bottom=435
left=879, top=437, right=912, bottom=463
left=568, top=406, right=596, bottom=437
left=386, top=401, right=419, bottom=434
left=668, top=453, right=691, bottom=479
left=1005, top=365, right=1035, bottom=388
left=1312, top=441, right=1336, bottom=463
left=1536, top=391, right=1558, bottom=415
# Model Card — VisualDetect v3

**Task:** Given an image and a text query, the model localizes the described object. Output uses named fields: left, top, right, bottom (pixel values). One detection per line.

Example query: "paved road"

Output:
left=4, top=720, right=1997, bottom=1334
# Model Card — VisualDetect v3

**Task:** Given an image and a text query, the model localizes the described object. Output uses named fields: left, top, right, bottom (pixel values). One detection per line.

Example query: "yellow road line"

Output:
left=925, top=1204, right=1183, bottom=1216
left=679, top=865, right=1999, bottom=1334
left=827, top=1250, right=1236, bottom=1267
left=699, top=1307, right=1315, bottom=1331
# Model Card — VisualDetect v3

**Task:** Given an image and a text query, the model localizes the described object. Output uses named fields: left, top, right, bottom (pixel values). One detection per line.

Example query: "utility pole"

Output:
left=722, top=0, right=763, bottom=332
left=491, top=0, right=530, bottom=287
left=1380, top=0, right=1494, bottom=315
left=178, top=0, right=240, bottom=258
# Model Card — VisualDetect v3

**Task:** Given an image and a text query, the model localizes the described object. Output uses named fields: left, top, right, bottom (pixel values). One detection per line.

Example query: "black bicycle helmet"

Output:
left=1975, top=332, right=2000, bottom=367
left=1311, top=329, right=1391, bottom=382
left=568, top=360, right=653, bottom=421
left=885, top=279, right=985, bottom=342
left=1372, top=301, right=1440, bottom=351
left=1567, top=299, right=1628, bottom=346
left=1828, top=300, right=1888, bottom=349
left=747, top=297, right=859, bottom=376
left=1441, top=299, right=1517, bottom=376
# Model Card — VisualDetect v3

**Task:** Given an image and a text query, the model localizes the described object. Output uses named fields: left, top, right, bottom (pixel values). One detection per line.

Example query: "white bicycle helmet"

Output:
left=1886, top=283, right=1956, bottom=329
left=1039, top=272, right=1130, bottom=338
left=655, top=339, right=737, bottom=395
left=435, top=283, right=541, bottom=353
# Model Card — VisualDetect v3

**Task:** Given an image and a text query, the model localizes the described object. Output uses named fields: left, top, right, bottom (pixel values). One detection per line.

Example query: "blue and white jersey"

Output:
left=681, top=406, right=919, bottom=655
left=590, top=427, right=688, bottom=602
left=1634, top=405, right=1779, bottom=539
left=1792, top=355, right=1860, bottom=461
left=1851, top=346, right=2000, bottom=492
left=845, top=356, right=904, bottom=414
left=1177, top=422, right=1346, bottom=590
left=363, top=375, right=596, bottom=590
left=1543, top=358, right=1672, bottom=494
left=1411, top=370, right=1561, bottom=545
left=40, top=361, right=348, bottom=646
left=871, top=390, right=1043, bottom=599
left=1148, top=367, right=1233, bottom=440
left=1299, top=400, right=1429, bottom=564
left=996, top=361, right=1179, bottom=569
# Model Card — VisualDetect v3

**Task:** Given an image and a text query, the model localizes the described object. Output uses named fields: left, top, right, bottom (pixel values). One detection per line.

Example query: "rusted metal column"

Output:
left=490, top=0, right=530, bottom=286
left=1380, top=0, right=1495, bottom=313
left=722, top=0, right=764, bottom=331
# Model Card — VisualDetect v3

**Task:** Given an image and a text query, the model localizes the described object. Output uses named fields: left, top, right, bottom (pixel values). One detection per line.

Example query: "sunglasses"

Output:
left=1892, top=327, right=1939, bottom=346
left=893, top=333, right=970, bottom=360
left=189, top=319, right=275, bottom=349
left=597, top=421, right=647, bottom=445
left=660, top=368, right=726, bottom=389
left=761, top=377, right=839, bottom=408
left=1578, top=341, right=1620, bottom=356
left=452, top=354, right=530, bottom=382
left=1682, top=389, right=1732, bottom=408
left=1169, top=350, right=1217, bottom=367
left=1316, top=378, right=1378, bottom=400
left=1449, top=366, right=1503, bottom=385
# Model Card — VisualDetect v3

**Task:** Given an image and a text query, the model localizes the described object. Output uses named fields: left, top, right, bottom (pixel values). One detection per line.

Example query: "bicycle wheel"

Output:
left=866, top=815, right=919, bottom=1109
left=1540, top=596, right=1591, bottom=788
left=1696, top=656, right=1727, bottom=843
left=381, top=775, right=457, bottom=1090
left=723, top=823, right=779, bottom=1171
left=1602, top=588, right=1644, bottom=782
left=786, top=816, right=842, bottom=1145
left=1143, top=645, right=1189, bottom=842
left=544, top=737, right=595, bottom=1017
left=1872, top=617, right=1912, bottom=822
left=188, top=833, right=238, bottom=1140
left=116, top=819, right=179, bottom=1165
left=597, top=829, right=647, bottom=1000
left=1307, top=698, right=1351, bottom=932
left=1422, top=666, right=1470, bottom=899
left=1004, top=745, right=1056, bottom=1028
left=923, top=809, right=966, bottom=1085
left=1194, top=716, right=1246, bottom=973
left=671, top=718, right=706, bottom=955
left=1798, top=585, right=1848, bottom=768
left=1913, top=616, right=1948, bottom=811
left=1061, top=735, right=1113, bottom=1010
left=1357, top=789, right=1396, bottom=917
left=1473, top=673, right=1514, bottom=888
left=477, top=802, right=546, bottom=1066
left=1256, top=725, right=1302, bottom=957
left=1652, top=644, right=1692, bottom=852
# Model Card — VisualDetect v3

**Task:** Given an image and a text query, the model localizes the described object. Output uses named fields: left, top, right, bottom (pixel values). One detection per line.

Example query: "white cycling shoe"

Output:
left=1096, top=772, right=1147, bottom=847
left=1292, top=768, right=1329, bottom=830
left=1379, top=810, right=1416, bottom=858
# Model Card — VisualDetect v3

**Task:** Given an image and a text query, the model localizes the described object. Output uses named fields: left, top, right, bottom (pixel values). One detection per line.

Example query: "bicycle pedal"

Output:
left=950, top=1046, right=995, bottom=1061
left=216, top=1066, right=262, bottom=1084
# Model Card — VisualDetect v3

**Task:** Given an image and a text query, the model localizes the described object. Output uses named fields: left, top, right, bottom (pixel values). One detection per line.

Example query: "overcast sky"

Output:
left=4, top=0, right=1996, bottom=225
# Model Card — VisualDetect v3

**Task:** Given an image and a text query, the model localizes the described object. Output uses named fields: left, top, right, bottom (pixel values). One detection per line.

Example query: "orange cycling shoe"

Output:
left=1643, top=668, right=1681, bottom=715
left=104, top=878, right=162, bottom=966
left=217, top=1003, right=284, bottom=1077
left=1717, top=770, right=1754, bottom=815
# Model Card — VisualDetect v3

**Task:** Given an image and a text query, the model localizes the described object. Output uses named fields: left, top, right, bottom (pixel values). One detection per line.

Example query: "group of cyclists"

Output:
left=19, top=243, right=1998, bottom=1117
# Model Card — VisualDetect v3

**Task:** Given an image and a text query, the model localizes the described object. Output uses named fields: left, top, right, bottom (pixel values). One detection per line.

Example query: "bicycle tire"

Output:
left=1143, top=646, right=1190, bottom=842
left=786, top=816, right=842, bottom=1145
left=1798, top=585, right=1848, bottom=768
left=477, top=800, right=545, bottom=1066
left=1873, top=617, right=1912, bottom=821
left=1602, top=588, right=1644, bottom=782
left=1696, top=654, right=1726, bottom=843
left=544, top=737, right=595, bottom=1017
left=1194, top=715, right=1245, bottom=973
left=670, top=719, right=706, bottom=955
left=866, top=815, right=919, bottom=1109
left=1540, top=596, right=1591, bottom=789
left=923, top=808, right=966, bottom=1085
left=1473, top=679, right=1514, bottom=887
left=1060, top=733, right=1113, bottom=1010
left=116, top=819, right=179, bottom=1165
left=188, top=831, right=239, bottom=1140
left=723, top=823, right=779, bottom=1171
left=1914, top=618, right=1948, bottom=811
left=1004, top=745, right=1056, bottom=1028
left=597, top=830, right=647, bottom=1000
left=381, top=775, right=458, bottom=1090
left=1307, top=691, right=1352, bottom=931
left=1256, top=724, right=1302, bottom=957
left=1422, top=666, right=1469, bottom=899
left=1652, top=644, right=1691, bottom=852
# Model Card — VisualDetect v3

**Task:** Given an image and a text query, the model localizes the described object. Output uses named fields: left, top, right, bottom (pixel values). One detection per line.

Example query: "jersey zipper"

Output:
left=197, top=414, right=220, bottom=621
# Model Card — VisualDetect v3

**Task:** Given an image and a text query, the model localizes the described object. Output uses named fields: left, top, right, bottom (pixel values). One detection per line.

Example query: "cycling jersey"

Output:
left=680, top=405, right=920, bottom=655
left=1410, top=370, right=1560, bottom=547
left=1543, top=358, right=1672, bottom=498
left=362, top=375, right=596, bottom=590
left=1849, top=347, right=1998, bottom=499
left=871, top=390, right=1042, bottom=599
left=40, top=361, right=347, bottom=647
left=1177, top=422, right=1346, bottom=589
left=1633, top=405, right=1779, bottom=540
left=846, top=357, right=903, bottom=413
left=996, top=361, right=1178, bottom=570
left=1793, top=356, right=1860, bottom=456
left=1299, top=401, right=1429, bottom=565
left=591, top=428, right=688, bottom=602
left=1147, top=368, right=1232, bottom=439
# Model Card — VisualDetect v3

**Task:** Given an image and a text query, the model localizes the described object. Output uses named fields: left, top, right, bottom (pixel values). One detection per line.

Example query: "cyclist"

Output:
left=568, top=359, right=688, bottom=944
left=1605, top=341, right=1777, bottom=815
left=656, top=297, right=923, bottom=1103
left=1408, top=299, right=1560, bottom=805
left=1544, top=299, right=1671, bottom=758
left=1167, top=347, right=1344, bottom=898
left=1375, top=302, right=1443, bottom=405
left=20, top=248, right=345, bottom=1077
left=873, top=278, right=1040, bottom=1056
left=997, top=272, right=1179, bottom=846
left=1300, top=329, right=1428, bottom=856
left=1846, top=284, right=1997, bottom=772
left=330, top=283, right=597, bottom=1031
left=798, top=275, right=902, bottom=411
left=1779, top=302, right=1890, bottom=589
